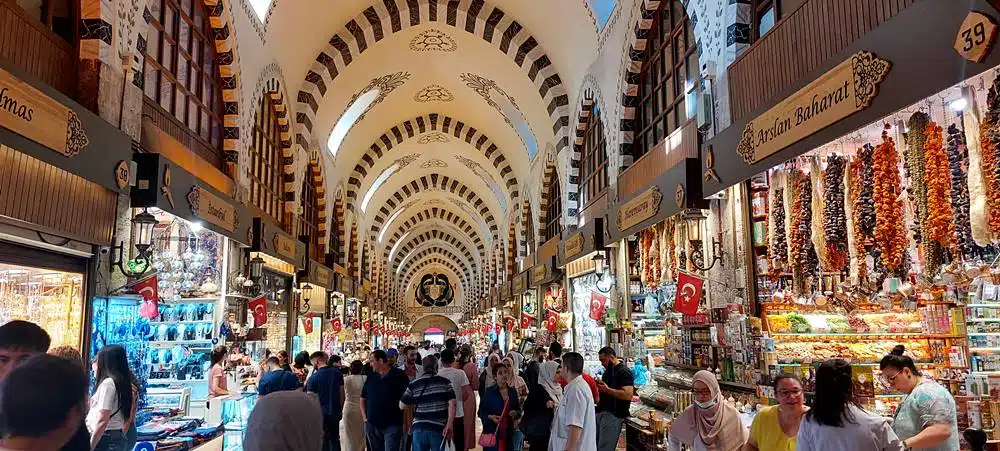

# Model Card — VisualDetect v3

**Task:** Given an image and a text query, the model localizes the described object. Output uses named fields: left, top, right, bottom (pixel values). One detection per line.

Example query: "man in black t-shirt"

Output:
left=596, top=347, right=634, bottom=451
left=361, top=350, right=410, bottom=451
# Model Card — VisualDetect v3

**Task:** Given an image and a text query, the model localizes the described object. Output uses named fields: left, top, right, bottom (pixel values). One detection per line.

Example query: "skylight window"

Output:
left=379, top=207, right=408, bottom=242
left=587, top=0, right=617, bottom=30
left=248, top=0, right=273, bottom=22
left=388, top=230, right=412, bottom=263
left=496, top=95, right=538, bottom=160
left=327, top=89, right=381, bottom=157
left=361, top=163, right=399, bottom=212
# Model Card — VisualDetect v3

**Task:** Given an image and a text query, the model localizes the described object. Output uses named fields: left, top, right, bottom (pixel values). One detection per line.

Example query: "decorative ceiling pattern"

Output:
left=421, top=158, right=448, bottom=168
left=418, top=131, right=450, bottom=144
left=409, top=29, right=458, bottom=52
left=381, top=207, right=487, bottom=258
left=403, top=257, right=469, bottom=298
left=367, top=174, right=500, bottom=242
left=350, top=71, right=412, bottom=123
left=396, top=246, right=473, bottom=291
left=460, top=72, right=540, bottom=159
left=390, top=230, right=481, bottom=273
left=414, top=84, right=455, bottom=102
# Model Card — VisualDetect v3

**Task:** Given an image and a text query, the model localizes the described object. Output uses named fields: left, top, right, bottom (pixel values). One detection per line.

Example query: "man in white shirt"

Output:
left=436, top=349, right=472, bottom=447
left=549, top=352, right=597, bottom=451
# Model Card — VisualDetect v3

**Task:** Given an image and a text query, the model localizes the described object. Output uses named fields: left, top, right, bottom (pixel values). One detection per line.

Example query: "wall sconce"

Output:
left=110, top=208, right=158, bottom=278
left=296, top=283, right=313, bottom=315
left=683, top=209, right=723, bottom=271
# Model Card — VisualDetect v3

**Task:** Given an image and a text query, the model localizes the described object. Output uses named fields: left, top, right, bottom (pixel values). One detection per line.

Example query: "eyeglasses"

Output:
left=693, top=389, right=712, bottom=397
left=881, top=371, right=900, bottom=384
left=777, top=389, right=803, bottom=397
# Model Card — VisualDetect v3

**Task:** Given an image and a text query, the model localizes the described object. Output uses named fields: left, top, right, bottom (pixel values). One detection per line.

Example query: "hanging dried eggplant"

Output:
left=980, top=75, right=1000, bottom=238
left=770, top=187, right=788, bottom=273
left=823, top=154, right=849, bottom=272
left=946, top=124, right=977, bottom=257
left=791, top=170, right=818, bottom=293
left=852, top=144, right=877, bottom=278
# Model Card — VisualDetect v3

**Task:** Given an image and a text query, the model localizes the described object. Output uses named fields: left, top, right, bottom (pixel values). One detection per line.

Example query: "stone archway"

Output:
left=410, top=314, right=460, bottom=335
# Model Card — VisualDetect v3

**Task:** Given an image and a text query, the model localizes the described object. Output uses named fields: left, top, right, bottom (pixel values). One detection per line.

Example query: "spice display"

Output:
left=905, top=112, right=931, bottom=245
left=946, top=124, right=977, bottom=257
left=650, top=224, right=661, bottom=288
left=664, top=219, right=676, bottom=281
left=790, top=170, right=818, bottom=292
left=852, top=144, right=877, bottom=278
left=923, top=121, right=954, bottom=246
left=872, top=126, right=907, bottom=272
left=769, top=187, right=788, bottom=274
left=979, top=75, right=1000, bottom=237
left=823, top=154, right=849, bottom=271
left=641, top=229, right=654, bottom=288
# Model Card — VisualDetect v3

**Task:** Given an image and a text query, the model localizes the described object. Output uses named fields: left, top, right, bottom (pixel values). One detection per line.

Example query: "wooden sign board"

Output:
left=955, top=11, right=998, bottom=63
left=531, top=265, right=547, bottom=283
left=309, top=264, right=333, bottom=288
left=617, top=186, right=663, bottom=232
left=513, top=277, right=525, bottom=294
left=273, top=233, right=297, bottom=261
left=0, top=67, right=89, bottom=157
left=187, top=186, right=238, bottom=232
left=565, top=233, right=585, bottom=259
left=735, top=51, right=891, bottom=165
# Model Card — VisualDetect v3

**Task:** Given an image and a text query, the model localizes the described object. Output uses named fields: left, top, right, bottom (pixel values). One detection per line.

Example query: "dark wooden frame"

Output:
left=751, top=0, right=780, bottom=42
left=249, top=97, right=285, bottom=227
left=543, top=175, right=562, bottom=242
left=579, top=102, right=608, bottom=209
left=299, top=170, right=320, bottom=259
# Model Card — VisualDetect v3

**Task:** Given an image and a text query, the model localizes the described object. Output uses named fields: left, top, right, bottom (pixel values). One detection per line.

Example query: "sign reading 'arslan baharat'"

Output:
left=735, top=51, right=892, bottom=165
left=0, top=67, right=89, bottom=157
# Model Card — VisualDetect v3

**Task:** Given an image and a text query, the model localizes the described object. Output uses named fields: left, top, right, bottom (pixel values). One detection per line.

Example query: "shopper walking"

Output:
left=501, top=354, right=528, bottom=451
left=438, top=350, right=471, bottom=451
left=523, top=347, right=544, bottom=389
left=880, top=345, right=960, bottom=450
left=479, top=363, right=521, bottom=451
left=519, top=356, right=556, bottom=451
left=343, top=360, right=368, bottom=451
left=596, top=347, right=634, bottom=451
left=244, top=391, right=324, bottom=451
left=306, top=351, right=346, bottom=451
left=277, top=350, right=292, bottom=371
left=745, top=373, right=808, bottom=451
left=88, top=345, right=136, bottom=451
left=399, top=356, right=457, bottom=451
left=458, top=345, right=479, bottom=451
left=361, top=349, right=410, bottom=451
left=667, top=370, right=746, bottom=451
left=548, top=352, right=595, bottom=451
left=796, top=359, right=903, bottom=451
left=257, top=356, right=302, bottom=396
left=292, top=351, right=311, bottom=385
left=0, top=355, right=89, bottom=451
left=480, top=353, right=502, bottom=392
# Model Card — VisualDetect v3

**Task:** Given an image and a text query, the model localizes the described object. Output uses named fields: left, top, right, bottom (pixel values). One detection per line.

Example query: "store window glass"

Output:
left=752, top=0, right=778, bottom=41
left=259, top=270, right=291, bottom=354
left=250, top=96, right=286, bottom=228
left=634, top=0, right=698, bottom=161
left=142, top=0, right=225, bottom=159
left=0, top=263, right=83, bottom=348
left=570, top=272, right=612, bottom=373
left=579, top=103, right=608, bottom=208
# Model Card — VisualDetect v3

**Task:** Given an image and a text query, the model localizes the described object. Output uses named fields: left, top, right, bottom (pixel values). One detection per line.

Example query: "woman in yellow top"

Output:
left=745, top=373, right=808, bottom=451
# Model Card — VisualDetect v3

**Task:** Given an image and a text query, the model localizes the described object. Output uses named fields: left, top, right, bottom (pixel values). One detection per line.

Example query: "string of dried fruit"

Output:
left=641, top=229, right=654, bottom=287
left=980, top=75, right=1000, bottom=237
left=769, top=187, right=788, bottom=274
left=905, top=112, right=930, bottom=245
left=851, top=144, right=877, bottom=278
left=665, top=219, right=676, bottom=280
left=923, top=121, right=953, bottom=278
left=823, top=154, right=849, bottom=271
left=649, top=224, right=661, bottom=289
left=872, top=125, right=907, bottom=272
left=791, top=170, right=818, bottom=292
left=946, top=124, right=977, bottom=257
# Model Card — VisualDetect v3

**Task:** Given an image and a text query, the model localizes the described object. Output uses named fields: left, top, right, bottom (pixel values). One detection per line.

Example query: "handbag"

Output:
left=478, top=434, right=497, bottom=447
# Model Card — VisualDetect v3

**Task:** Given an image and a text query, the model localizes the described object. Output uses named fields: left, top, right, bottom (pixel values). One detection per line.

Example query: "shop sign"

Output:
left=531, top=265, right=547, bottom=284
left=406, top=306, right=463, bottom=314
left=513, top=276, right=525, bottom=294
left=187, top=186, right=238, bottom=232
left=735, top=51, right=891, bottom=165
left=565, top=232, right=585, bottom=259
left=309, top=264, right=333, bottom=288
left=954, top=11, right=998, bottom=63
left=273, top=233, right=297, bottom=261
left=617, top=186, right=662, bottom=232
left=114, top=160, right=130, bottom=189
left=0, top=67, right=89, bottom=157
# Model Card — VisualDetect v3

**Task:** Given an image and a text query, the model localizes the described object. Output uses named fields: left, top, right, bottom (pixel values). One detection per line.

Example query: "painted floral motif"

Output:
left=351, top=71, right=412, bottom=123
left=418, top=131, right=450, bottom=144
left=409, top=29, right=458, bottom=52
left=421, top=159, right=448, bottom=168
left=414, top=85, right=454, bottom=102
left=64, top=111, right=89, bottom=157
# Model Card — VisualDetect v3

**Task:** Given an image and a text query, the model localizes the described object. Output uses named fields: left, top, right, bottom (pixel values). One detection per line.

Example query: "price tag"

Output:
left=955, top=11, right=998, bottom=63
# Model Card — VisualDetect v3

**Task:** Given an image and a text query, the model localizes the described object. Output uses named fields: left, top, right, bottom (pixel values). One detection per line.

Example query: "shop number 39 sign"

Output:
left=955, top=11, right=998, bottom=63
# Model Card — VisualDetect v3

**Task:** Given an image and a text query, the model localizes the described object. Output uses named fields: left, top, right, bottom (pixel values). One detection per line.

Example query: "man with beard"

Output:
left=595, top=347, right=634, bottom=451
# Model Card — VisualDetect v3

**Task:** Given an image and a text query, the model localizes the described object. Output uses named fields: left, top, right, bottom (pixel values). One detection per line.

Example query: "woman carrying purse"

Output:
left=478, top=364, right=520, bottom=451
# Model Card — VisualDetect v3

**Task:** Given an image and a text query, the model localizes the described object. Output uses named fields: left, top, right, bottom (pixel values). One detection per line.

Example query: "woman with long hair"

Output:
left=208, top=345, right=229, bottom=400
left=478, top=364, right=521, bottom=451
left=880, top=345, right=959, bottom=450
left=277, top=350, right=292, bottom=371
left=88, top=345, right=136, bottom=451
left=745, top=373, right=808, bottom=451
left=519, top=353, right=556, bottom=451
left=342, top=360, right=367, bottom=451
left=667, top=370, right=746, bottom=451
left=292, top=351, right=311, bottom=385
left=459, top=345, right=479, bottom=451
left=796, top=359, right=904, bottom=450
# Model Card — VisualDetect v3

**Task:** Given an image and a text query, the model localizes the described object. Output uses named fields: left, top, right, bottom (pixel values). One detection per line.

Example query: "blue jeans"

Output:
left=411, top=429, right=443, bottom=451
left=511, top=429, right=525, bottom=451
left=365, top=422, right=402, bottom=451
left=93, top=430, right=127, bottom=451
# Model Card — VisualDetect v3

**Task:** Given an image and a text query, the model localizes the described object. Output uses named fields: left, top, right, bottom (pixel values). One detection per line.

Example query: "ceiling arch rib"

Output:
left=293, top=0, right=571, bottom=159
left=396, top=246, right=474, bottom=294
left=383, top=207, right=486, bottom=259
left=387, top=224, right=483, bottom=272
left=346, top=113, right=520, bottom=204
left=368, top=174, right=500, bottom=243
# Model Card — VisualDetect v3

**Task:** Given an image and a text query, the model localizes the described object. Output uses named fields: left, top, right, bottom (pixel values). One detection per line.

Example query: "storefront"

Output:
left=0, top=60, right=133, bottom=353
left=245, top=217, right=305, bottom=361
left=700, top=0, right=1000, bottom=425
left=527, top=255, right=560, bottom=347
left=558, top=217, right=611, bottom=371
left=323, top=266, right=350, bottom=356
left=293, top=257, right=334, bottom=356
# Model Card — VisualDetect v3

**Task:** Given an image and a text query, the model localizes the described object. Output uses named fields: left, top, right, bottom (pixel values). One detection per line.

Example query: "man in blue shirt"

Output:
left=361, top=349, right=410, bottom=451
left=307, top=351, right=345, bottom=451
left=257, top=356, right=300, bottom=396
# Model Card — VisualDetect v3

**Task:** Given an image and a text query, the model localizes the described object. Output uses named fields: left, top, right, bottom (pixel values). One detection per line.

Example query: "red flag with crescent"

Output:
left=493, top=324, right=501, bottom=334
left=363, top=320, right=372, bottom=332
left=134, top=275, right=159, bottom=319
left=302, top=313, right=314, bottom=334
left=352, top=319, right=359, bottom=329
left=249, top=295, right=267, bottom=327
left=520, top=312, right=533, bottom=329
left=331, top=316, right=342, bottom=333
left=675, top=271, right=704, bottom=315
left=505, top=316, right=515, bottom=330
left=545, top=309, right=558, bottom=332
left=589, top=293, right=607, bottom=321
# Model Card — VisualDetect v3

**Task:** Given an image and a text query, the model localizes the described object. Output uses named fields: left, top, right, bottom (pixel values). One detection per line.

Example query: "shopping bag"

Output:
left=442, top=439, right=456, bottom=451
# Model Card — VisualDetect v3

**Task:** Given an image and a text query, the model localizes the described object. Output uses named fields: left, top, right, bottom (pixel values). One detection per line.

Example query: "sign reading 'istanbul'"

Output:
left=309, top=264, right=333, bottom=288
left=187, top=186, right=238, bottom=232
left=0, top=67, right=89, bottom=157
left=617, top=187, right=662, bottom=232
left=735, top=51, right=891, bottom=165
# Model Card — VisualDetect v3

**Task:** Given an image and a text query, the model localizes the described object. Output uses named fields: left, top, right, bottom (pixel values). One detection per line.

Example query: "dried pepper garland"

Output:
left=872, top=125, right=907, bottom=272
left=823, top=154, right=849, bottom=271
left=947, top=124, right=977, bottom=257
left=980, top=75, right=1000, bottom=237
left=769, top=187, right=788, bottom=273
left=665, top=219, right=677, bottom=280
left=851, top=144, right=876, bottom=278
left=641, top=229, right=654, bottom=287
left=923, top=122, right=954, bottom=245
left=905, top=112, right=930, bottom=245
left=649, top=224, right=661, bottom=288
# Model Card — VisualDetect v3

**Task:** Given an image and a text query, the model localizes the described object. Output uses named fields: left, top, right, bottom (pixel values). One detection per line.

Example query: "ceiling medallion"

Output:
left=409, top=29, right=458, bottom=52
left=418, top=131, right=450, bottom=144
left=421, top=158, right=448, bottom=169
left=414, top=85, right=454, bottom=102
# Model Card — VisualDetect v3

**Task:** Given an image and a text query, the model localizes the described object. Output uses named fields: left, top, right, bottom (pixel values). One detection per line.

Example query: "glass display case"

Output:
left=571, top=272, right=612, bottom=374
left=0, top=261, right=84, bottom=348
left=89, top=296, right=151, bottom=405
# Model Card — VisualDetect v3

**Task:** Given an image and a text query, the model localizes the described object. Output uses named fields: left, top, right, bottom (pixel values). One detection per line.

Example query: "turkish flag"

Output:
left=479, top=324, right=488, bottom=334
left=302, top=314, right=314, bottom=334
left=363, top=320, right=372, bottom=332
left=352, top=320, right=359, bottom=329
left=249, top=295, right=268, bottom=327
left=675, top=271, right=705, bottom=315
left=134, top=275, right=159, bottom=319
left=589, top=293, right=607, bottom=321
left=520, top=312, right=533, bottom=329
left=545, top=315, right=558, bottom=332
left=331, top=316, right=342, bottom=333
left=505, top=316, right=515, bottom=330
left=493, top=324, right=501, bottom=334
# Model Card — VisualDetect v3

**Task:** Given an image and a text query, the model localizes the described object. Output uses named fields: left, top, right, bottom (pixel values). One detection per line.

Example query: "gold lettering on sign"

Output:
left=564, top=233, right=585, bottom=259
left=735, top=51, right=891, bottom=165
left=532, top=265, right=547, bottom=283
left=0, top=68, right=89, bottom=157
left=617, top=187, right=663, bottom=232
left=955, top=11, right=998, bottom=63
left=514, top=277, right=525, bottom=293
left=310, top=264, right=333, bottom=288
left=273, top=233, right=297, bottom=261
left=187, top=186, right=238, bottom=232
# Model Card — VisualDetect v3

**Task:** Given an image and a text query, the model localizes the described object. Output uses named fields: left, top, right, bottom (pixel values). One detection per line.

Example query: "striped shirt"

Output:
left=400, top=375, right=456, bottom=432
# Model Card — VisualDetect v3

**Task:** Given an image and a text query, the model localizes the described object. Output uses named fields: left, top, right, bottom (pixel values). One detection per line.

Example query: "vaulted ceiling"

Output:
left=262, top=0, right=603, bottom=316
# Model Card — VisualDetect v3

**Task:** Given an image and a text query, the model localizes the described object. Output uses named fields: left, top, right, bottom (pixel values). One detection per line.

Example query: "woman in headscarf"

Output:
left=459, top=345, right=479, bottom=451
left=667, top=370, right=747, bottom=451
left=244, top=391, right=323, bottom=451
left=479, top=353, right=502, bottom=392
left=519, top=354, right=560, bottom=451
left=502, top=353, right=529, bottom=451
left=478, top=364, right=521, bottom=451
